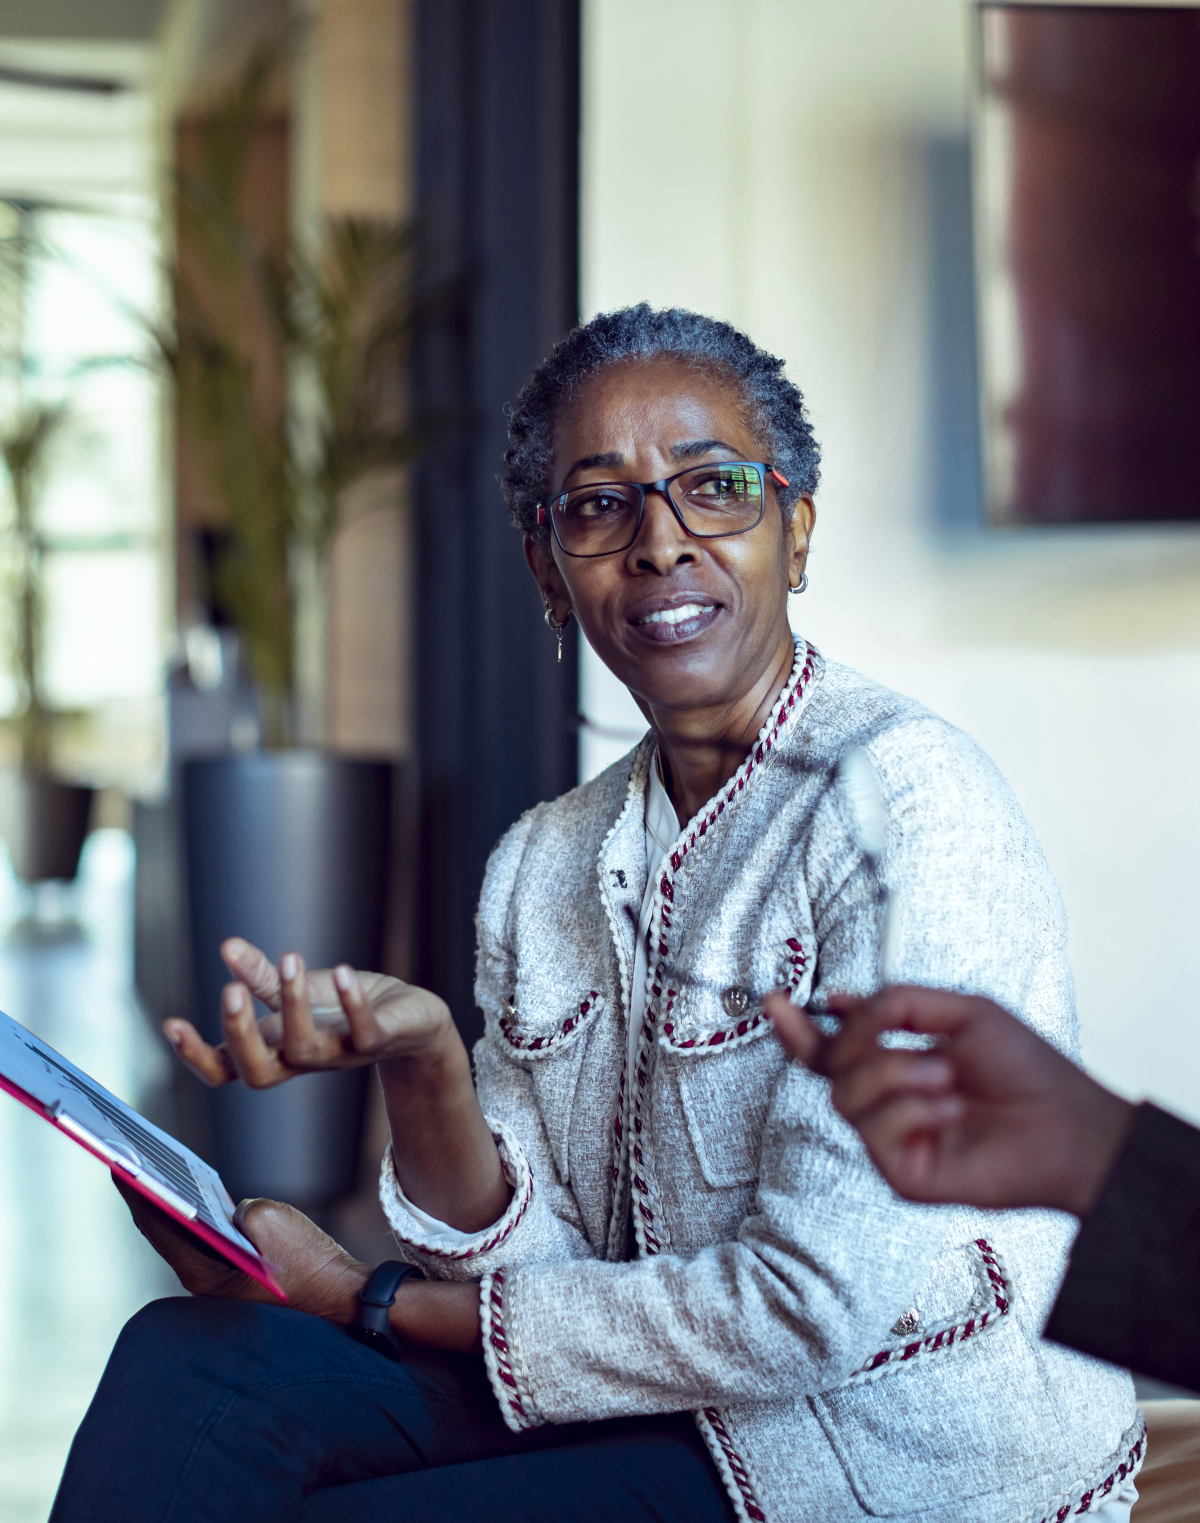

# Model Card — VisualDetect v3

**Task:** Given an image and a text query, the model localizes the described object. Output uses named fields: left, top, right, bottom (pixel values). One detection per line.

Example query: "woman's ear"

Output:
left=523, top=534, right=573, bottom=624
left=787, top=495, right=816, bottom=591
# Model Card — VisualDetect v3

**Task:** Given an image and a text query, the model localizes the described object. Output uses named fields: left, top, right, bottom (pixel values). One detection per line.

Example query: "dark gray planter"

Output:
left=0, top=769, right=94, bottom=883
left=182, top=752, right=393, bottom=1209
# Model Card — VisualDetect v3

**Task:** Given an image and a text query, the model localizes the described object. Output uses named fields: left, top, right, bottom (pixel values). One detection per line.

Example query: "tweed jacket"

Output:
left=381, top=640, right=1142, bottom=1523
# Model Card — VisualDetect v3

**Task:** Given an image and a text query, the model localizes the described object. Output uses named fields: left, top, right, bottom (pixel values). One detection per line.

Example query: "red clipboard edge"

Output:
left=0, top=1068, right=288, bottom=1301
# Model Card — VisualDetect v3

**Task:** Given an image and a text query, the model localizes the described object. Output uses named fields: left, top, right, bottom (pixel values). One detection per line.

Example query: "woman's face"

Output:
left=527, top=357, right=814, bottom=717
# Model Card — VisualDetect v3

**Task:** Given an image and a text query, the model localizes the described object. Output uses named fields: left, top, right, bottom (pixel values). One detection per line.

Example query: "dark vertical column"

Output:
left=412, top=0, right=580, bottom=1042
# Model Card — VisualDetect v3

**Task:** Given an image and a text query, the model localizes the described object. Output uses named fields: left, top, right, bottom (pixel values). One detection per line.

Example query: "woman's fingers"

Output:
left=163, top=1018, right=236, bottom=1087
left=221, top=982, right=295, bottom=1088
left=334, top=964, right=382, bottom=1054
left=221, top=938, right=284, bottom=1009
left=279, top=953, right=335, bottom=1068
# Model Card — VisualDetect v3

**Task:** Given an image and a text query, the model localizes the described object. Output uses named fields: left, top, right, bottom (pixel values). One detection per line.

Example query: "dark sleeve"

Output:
left=1043, top=1102, right=1200, bottom=1392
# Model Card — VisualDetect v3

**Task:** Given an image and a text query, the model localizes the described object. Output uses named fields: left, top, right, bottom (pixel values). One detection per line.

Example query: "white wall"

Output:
left=578, top=0, right=1200, bottom=1119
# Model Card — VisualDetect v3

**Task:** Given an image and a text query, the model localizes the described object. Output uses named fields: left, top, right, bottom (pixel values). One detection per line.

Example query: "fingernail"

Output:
left=223, top=985, right=245, bottom=1015
left=334, top=964, right=354, bottom=993
left=225, top=937, right=247, bottom=957
left=281, top=953, right=298, bottom=982
left=164, top=1025, right=182, bottom=1047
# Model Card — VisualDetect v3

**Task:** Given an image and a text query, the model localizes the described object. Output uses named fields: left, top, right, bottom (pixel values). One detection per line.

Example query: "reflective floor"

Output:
left=0, top=832, right=179, bottom=1522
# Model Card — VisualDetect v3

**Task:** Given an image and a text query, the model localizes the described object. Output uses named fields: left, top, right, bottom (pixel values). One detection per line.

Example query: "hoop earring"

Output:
left=789, top=572, right=809, bottom=596
left=544, top=604, right=570, bottom=662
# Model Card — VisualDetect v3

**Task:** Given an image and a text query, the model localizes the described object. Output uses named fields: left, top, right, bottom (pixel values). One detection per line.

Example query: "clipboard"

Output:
left=0, top=1007, right=286, bottom=1299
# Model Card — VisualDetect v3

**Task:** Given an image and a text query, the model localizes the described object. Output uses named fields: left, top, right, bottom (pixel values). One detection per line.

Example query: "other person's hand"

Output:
left=162, top=937, right=455, bottom=1089
left=114, top=1174, right=369, bottom=1322
left=765, top=986, right=1136, bottom=1217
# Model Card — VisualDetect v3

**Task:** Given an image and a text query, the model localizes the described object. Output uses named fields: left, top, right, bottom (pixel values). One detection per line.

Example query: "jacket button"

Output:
left=721, top=986, right=749, bottom=1018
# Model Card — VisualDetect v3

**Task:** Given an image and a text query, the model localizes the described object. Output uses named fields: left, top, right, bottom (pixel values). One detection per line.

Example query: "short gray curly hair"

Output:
left=501, top=303, right=821, bottom=542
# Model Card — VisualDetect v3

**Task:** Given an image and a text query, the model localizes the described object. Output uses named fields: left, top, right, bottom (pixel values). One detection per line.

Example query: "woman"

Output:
left=53, top=306, right=1140, bottom=1523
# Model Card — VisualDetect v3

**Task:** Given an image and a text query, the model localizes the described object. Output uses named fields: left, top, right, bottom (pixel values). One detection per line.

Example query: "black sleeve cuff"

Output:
left=1043, top=1102, right=1200, bottom=1392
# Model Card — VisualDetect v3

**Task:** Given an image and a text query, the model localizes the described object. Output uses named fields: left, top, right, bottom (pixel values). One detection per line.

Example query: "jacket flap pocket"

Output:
left=498, top=990, right=604, bottom=1060
left=812, top=1240, right=1045, bottom=1513
left=675, top=1032, right=785, bottom=1187
left=497, top=991, right=604, bottom=1185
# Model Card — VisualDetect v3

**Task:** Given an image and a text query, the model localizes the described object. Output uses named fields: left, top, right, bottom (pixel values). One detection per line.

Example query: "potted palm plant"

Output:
left=164, top=48, right=429, bottom=1208
left=0, top=202, right=95, bottom=887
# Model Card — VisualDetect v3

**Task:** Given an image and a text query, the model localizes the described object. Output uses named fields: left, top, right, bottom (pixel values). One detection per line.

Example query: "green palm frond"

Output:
left=161, top=41, right=437, bottom=746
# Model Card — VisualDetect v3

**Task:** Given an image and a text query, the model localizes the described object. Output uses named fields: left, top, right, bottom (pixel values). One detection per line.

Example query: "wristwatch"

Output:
left=346, top=1260, right=423, bottom=1361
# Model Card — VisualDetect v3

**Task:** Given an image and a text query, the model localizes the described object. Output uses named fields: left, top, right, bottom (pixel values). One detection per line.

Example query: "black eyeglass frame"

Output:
left=537, top=461, right=790, bottom=559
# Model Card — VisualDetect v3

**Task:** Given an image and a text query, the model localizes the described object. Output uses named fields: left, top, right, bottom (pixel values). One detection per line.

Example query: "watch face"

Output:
left=346, top=1324, right=402, bottom=1362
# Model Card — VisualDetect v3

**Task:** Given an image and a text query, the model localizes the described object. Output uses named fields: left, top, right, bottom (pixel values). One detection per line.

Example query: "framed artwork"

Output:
left=975, top=4, right=1200, bottom=524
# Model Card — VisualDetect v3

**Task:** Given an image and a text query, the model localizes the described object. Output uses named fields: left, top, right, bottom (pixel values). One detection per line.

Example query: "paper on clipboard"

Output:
left=0, top=1008, right=286, bottom=1299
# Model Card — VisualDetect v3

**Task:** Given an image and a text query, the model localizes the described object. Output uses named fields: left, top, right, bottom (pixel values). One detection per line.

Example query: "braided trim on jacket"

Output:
left=659, top=997, right=770, bottom=1052
left=1020, top=1412, right=1146, bottom=1522
left=598, top=741, right=653, bottom=1262
left=480, top=1269, right=543, bottom=1432
left=695, top=1407, right=768, bottom=1523
left=658, top=936, right=813, bottom=1054
left=839, top=1238, right=1013, bottom=1386
left=597, top=643, right=816, bottom=1521
left=379, top=1118, right=533, bottom=1263
left=659, top=641, right=817, bottom=885
left=618, top=640, right=819, bottom=1260
left=498, top=990, right=603, bottom=1058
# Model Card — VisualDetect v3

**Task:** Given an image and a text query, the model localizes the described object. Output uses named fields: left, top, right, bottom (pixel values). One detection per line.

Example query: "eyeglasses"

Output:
left=538, top=461, right=789, bottom=559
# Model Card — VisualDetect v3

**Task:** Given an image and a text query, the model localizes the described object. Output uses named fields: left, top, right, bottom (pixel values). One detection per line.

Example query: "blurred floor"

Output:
left=0, top=831, right=180, bottom=1522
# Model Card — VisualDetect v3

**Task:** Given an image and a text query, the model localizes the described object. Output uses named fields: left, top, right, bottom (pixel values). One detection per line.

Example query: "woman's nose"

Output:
left=628, top=489, right=696, bottom=573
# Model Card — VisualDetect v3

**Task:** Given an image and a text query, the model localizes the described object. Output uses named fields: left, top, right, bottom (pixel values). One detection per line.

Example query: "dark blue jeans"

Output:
left=50, top=1297, right=735, bottom=1523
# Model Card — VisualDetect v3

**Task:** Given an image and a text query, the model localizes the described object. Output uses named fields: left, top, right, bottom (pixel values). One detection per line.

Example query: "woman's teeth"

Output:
left=640, top=603, right=715, bottom=626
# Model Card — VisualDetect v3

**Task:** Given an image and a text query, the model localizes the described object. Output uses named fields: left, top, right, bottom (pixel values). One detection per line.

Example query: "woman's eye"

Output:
left=575, top=493, right=624, bottom=518
left=692, top=474, right=742, bottom=499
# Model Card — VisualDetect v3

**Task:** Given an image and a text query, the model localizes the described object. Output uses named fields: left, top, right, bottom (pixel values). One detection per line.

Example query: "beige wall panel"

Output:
left=319, top=0, right=411, bottom=217
left=580, top=0, right=1200, bottom=1123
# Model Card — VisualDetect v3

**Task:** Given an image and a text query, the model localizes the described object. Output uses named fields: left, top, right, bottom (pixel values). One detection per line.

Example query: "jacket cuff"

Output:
left=1044, top=1101, right=1200, bottom=1387
left=480, top=1268, right=544, bottom=1431
left=379, top=1117, right=534, bottom=1275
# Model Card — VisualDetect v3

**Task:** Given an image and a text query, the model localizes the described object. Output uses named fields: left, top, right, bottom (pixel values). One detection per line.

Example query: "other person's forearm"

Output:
left=379, top=1020, right=511, bottom=1232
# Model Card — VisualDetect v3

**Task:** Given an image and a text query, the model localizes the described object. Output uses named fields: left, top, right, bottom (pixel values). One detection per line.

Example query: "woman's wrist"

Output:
left=388, top=1277, right=483, bottom=1354
left=378, top=1018, right=512, bottom=1232
left=377, top=1008, right=469, bottom=1094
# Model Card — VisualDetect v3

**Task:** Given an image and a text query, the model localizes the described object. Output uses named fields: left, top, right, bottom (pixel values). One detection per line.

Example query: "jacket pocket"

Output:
left=674, top=1025, right=785, bottom=1188
left=812, top=1239, right=1066, bottom=1513
left=497, top=991, right=604, bottom=1186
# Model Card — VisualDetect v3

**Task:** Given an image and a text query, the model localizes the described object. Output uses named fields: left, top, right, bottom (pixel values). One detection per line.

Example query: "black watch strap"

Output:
left=346, top=1261, right=422, bottom=1362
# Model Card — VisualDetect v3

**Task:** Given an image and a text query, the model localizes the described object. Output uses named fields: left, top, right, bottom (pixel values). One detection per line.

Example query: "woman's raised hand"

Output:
left=163, top=937, right=454, bottom=1089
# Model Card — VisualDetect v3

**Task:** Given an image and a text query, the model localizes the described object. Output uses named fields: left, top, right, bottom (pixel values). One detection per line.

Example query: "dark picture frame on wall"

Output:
left=973, top=3, right=1200, bottom=525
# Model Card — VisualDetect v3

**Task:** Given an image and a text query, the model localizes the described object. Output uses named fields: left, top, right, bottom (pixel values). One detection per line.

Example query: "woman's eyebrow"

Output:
left=669, top=438, right=740, bottom=461
left=565, top=450, right=626, bottom=477
left=563, top=438, right=740, bottom=481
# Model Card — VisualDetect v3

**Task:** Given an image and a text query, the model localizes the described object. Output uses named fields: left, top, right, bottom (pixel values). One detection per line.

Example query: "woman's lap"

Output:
left=304, top=1421, right=731, bottom=1523
left=50, top=1297, right=733, bottom=1523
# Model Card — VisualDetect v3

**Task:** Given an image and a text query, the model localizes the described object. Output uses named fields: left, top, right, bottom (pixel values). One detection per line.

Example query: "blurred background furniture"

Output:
left=1135, top=1402, right=1200, bottom=1522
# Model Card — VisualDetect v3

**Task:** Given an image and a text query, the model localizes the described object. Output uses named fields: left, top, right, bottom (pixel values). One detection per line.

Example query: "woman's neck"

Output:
left=649, top=632, right=797, bottom=826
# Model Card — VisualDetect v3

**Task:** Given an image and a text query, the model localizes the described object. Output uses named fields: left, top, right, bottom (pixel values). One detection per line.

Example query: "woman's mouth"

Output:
left=631, top=601, right=721, bottom=643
